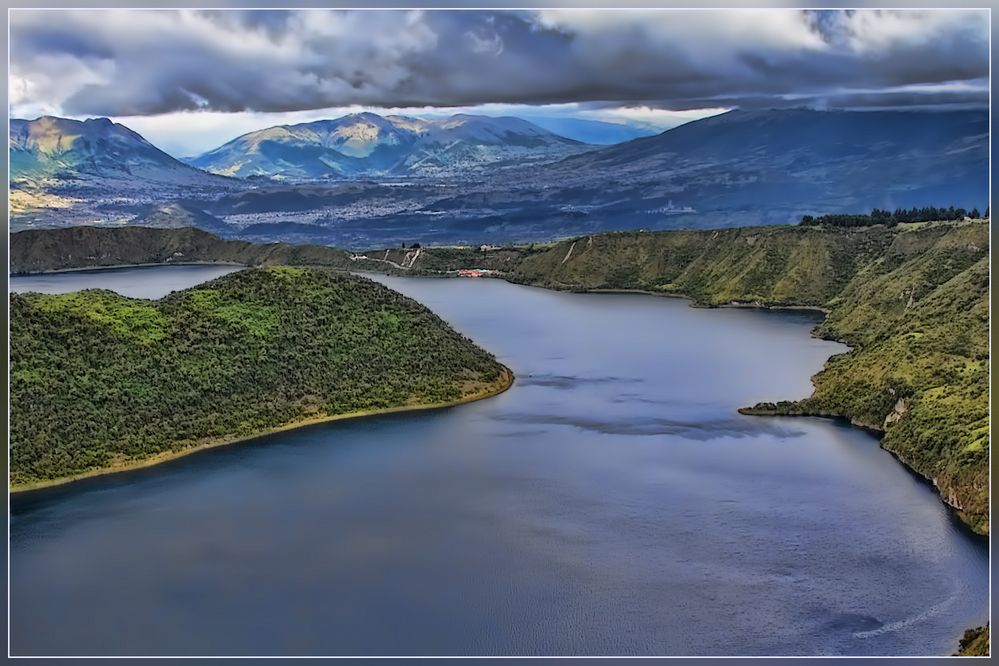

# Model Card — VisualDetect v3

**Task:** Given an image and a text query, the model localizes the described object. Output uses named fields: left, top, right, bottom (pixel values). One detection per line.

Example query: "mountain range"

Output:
left=8, top=108, right=990, bottom=245
left=184, top=112, right=587, bottom=179
left=521, top=107, right=990, bottom=227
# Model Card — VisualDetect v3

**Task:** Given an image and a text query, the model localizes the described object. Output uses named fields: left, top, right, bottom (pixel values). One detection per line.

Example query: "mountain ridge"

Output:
left=10, top=115, right=229, bottom=187
left=185, top=112, right=587, bottom=180
left=9, top=108, right=989, bottom=247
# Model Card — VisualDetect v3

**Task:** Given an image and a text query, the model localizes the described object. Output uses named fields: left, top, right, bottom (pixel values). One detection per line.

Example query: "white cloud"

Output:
left=580, top=106, right=731, bottom=131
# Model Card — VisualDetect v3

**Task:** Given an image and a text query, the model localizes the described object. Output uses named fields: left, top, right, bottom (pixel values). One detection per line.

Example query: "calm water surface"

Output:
left=10, top=264, right=242, bottom=299
left=8, top=267, right=988, bottom=656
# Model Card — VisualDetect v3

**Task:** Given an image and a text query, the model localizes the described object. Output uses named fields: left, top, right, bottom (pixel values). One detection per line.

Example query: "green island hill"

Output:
left=10, top=267, right=512, bottom=489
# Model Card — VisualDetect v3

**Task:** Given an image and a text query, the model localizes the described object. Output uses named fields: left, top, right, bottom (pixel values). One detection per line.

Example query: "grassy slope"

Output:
left=10, top=267, right=509, bottom=486
left=804, top=227, right=989, bottom=533
left=504, top=222, right=989, bottom=534
left=507, top=225, right=898, bottom=303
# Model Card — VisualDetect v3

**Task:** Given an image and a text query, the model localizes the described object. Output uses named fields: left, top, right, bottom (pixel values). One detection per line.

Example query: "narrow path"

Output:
left=403, top=247, right=422, bottom=268
left=350, top=253, right=410, bottom=271
left=561, top=241, right=577, bottom=265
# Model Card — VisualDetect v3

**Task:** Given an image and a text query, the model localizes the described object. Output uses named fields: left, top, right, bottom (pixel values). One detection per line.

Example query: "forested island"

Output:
left=11, top=220, right=988, bottom=537
left=10, top=267, right=511, bottom=488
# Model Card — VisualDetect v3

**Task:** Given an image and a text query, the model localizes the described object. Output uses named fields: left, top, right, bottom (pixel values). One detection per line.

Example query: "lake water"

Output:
left=9, top=264, right=242, bottom=299
left=8, top=266, right=988, bottom=656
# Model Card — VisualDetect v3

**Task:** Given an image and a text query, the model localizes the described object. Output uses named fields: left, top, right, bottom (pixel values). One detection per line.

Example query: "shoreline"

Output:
left=501, top=276, right=990, bottom=649
left=9, top=260, right=247, bottom=277
left=739, top=406, right=988, bottom=541
left=546, top=285, right=831, bottom=314
left=10, top=368, right=514, bottom=495
left=8, top=262, right=986, bottom=652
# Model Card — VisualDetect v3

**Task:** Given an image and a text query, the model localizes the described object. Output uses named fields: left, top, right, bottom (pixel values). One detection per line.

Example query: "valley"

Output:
left=8, top=6, right=990, bottom=659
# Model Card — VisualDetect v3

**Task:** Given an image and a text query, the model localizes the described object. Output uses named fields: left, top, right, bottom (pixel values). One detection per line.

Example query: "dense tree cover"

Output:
left=506, top=221, right=990, bottom=535
left=800, top=206, right=982, bottom=227
left=10, top=267, right=508, bottom=485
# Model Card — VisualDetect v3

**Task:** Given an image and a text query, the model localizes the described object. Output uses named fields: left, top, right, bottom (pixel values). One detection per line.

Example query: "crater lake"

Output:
left=8, top=267, right=988, bottom=656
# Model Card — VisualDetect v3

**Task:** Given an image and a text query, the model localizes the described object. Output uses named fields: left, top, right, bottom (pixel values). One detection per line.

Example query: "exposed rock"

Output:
left=883, top=398, right=909, bottom=427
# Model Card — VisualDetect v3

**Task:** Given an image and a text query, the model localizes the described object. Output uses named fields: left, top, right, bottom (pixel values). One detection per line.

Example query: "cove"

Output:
left=8, top=267, right=988, bottom=656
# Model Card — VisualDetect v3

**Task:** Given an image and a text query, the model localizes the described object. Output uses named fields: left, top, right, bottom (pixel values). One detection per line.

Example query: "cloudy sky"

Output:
left=9, top=8, right=990, bottom=156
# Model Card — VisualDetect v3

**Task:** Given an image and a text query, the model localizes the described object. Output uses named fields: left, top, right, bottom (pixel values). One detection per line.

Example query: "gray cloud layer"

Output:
left=10, top=9, right=989, bottom=117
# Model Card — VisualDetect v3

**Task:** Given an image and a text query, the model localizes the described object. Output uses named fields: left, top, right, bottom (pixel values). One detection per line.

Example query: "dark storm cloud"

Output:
left=9, top=9, right=989, bottom=117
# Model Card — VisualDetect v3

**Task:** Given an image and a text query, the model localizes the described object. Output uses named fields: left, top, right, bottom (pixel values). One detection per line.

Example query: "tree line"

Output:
left=800, top=205, right=988, bottom=228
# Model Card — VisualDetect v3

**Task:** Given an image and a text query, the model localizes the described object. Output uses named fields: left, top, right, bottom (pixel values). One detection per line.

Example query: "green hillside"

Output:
left=10, top=267, right=510, bottom=487
left=507, top=224, right=898, bottom=303
left=801, top=226, right=989, bottom=533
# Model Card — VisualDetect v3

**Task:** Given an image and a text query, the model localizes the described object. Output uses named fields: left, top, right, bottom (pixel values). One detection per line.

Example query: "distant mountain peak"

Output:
left=9, top=115, right=231, bottom=188
left=186, top=112, right=589, bottom=180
